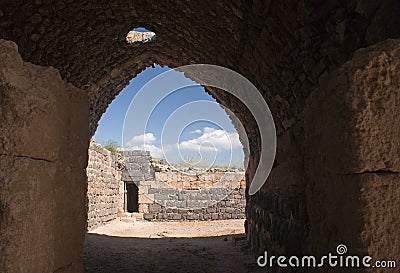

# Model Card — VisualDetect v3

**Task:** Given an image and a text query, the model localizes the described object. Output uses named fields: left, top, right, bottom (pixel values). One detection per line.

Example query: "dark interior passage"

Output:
left=126, top=183, right=139, bottom=213
left=0, top=1, right=400, bottom=272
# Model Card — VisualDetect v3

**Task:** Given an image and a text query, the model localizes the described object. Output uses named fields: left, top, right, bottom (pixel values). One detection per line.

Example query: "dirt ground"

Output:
left=82, top=219, right=264, bottom=273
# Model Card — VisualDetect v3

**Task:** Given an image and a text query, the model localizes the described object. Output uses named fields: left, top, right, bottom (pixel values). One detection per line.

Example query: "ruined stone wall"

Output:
left=141, top=171, right=246, bottom=221
left=86, top=141, right=124, bottom=230
left=122, top=150, right=155, bottom=182
left=121, top=152, right=247, bottom=221
left=0, top=1, right=399, bottom=271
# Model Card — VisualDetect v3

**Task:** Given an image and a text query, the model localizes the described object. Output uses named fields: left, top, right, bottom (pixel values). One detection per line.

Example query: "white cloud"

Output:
left=126, top=133, right=156, bottom=146
left=189, top=129, right=202, bottom=134
left=124, top=128, right=242, bottom=160
left=179, top=127, right=241, bottom=152
left=125, top=133, right=163, bottom=158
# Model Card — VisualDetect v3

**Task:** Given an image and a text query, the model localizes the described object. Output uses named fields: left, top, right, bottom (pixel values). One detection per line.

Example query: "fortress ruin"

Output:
left=86, top=142, right=246, bottom=230
left=0, top=1, right=399, bottom=272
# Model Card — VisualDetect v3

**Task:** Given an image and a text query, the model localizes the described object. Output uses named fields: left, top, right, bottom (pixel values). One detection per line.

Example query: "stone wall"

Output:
left=0, top=40, right=89, bottom=273
left=121, top=152, right=247, bottom=221
left=86, top=148, right=247, bottom=223
left=122, top=150, right=154, bottom=182
left=1, top=2, right=400, bottom=271
left=1, top=1, right=399, bottom=137
left=304, top=39, right=400, bottom=273
left=246, top=130, right=308, bottom=258
left=86, top=141, right=124, bottom=230
left=144, top=188, right=246, bottom=221
left=141, top=171, right=246, bottom=221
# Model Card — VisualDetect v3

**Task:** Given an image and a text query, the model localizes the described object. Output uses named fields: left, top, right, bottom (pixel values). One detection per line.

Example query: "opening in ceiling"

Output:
left=126, top=27, right=156, bottom=44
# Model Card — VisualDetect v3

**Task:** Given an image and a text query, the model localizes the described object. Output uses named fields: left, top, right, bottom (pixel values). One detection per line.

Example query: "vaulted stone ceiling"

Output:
left=0, top=0, right=399, bottom=136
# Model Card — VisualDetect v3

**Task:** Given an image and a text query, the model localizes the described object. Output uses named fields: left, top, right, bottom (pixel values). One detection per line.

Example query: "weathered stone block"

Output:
left=138, top=194, right=154, bottom=204
left=143, top=213, right=155, bottom=221
left=211, top=213, right=219, bottom=220
left=304, top=40, right=400, bottom=268
left=0, top=40, right=88, bottom=273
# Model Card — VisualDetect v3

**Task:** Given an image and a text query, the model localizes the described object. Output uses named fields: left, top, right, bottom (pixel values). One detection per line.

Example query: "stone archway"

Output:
left=1, top=1, right=400, bottom=272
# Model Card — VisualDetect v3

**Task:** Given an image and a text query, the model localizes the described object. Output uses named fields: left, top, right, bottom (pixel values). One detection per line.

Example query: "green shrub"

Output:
left=103, top=140, right=120, bottom=153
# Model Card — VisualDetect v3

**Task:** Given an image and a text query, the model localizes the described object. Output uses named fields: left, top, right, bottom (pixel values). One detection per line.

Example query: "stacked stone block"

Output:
left=86, top=142, right=123, bottom=230
left=121, top=152, right=247, bottom=221
left=1, top=2, right=399, bottom=272
left=143, top=187, right=246, bottom=221
left=122, top=150, right=155, bottom=182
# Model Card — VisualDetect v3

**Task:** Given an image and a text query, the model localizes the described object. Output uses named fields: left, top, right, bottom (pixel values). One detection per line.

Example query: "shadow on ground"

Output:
left=82, top=233, right=263, bottom=273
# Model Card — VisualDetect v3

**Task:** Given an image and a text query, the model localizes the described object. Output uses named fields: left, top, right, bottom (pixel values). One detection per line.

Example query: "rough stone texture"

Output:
left=144, top=188, right=246, bottom=221
left=306, top=39, right=400, bottom=175
left=0, top=1, right=399, bottom=137
left=153, top=170, right=246, bottom=190
left=122, top=150, right=154, bottom=182
left=86, top=141, right=124, bottom=230
left=0, top=1, right=399, bottom=271
left=86, top=147, right=247, bottom=223
left=126, top=30, right=156, bottom=44
left=246, top=129, right=308, bottom=259
left=145, top=171, right=246, bottom=220
left=359, top=174, right=400, bottom=272
left=122, top=152, right=247, bottom=221
left=304, top=39, right=400, bottom=273
left=0, top=40, right=88, bottom=273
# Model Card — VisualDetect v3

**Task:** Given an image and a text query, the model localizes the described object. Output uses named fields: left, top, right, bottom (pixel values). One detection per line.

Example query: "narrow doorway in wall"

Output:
left=126, top=183, right=139, bottom=213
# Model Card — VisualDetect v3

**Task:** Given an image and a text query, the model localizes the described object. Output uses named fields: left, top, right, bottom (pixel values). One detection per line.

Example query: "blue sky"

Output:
left=132, top=27, right=151, bottom=32
left=94, top=65, right=244, bottom=167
